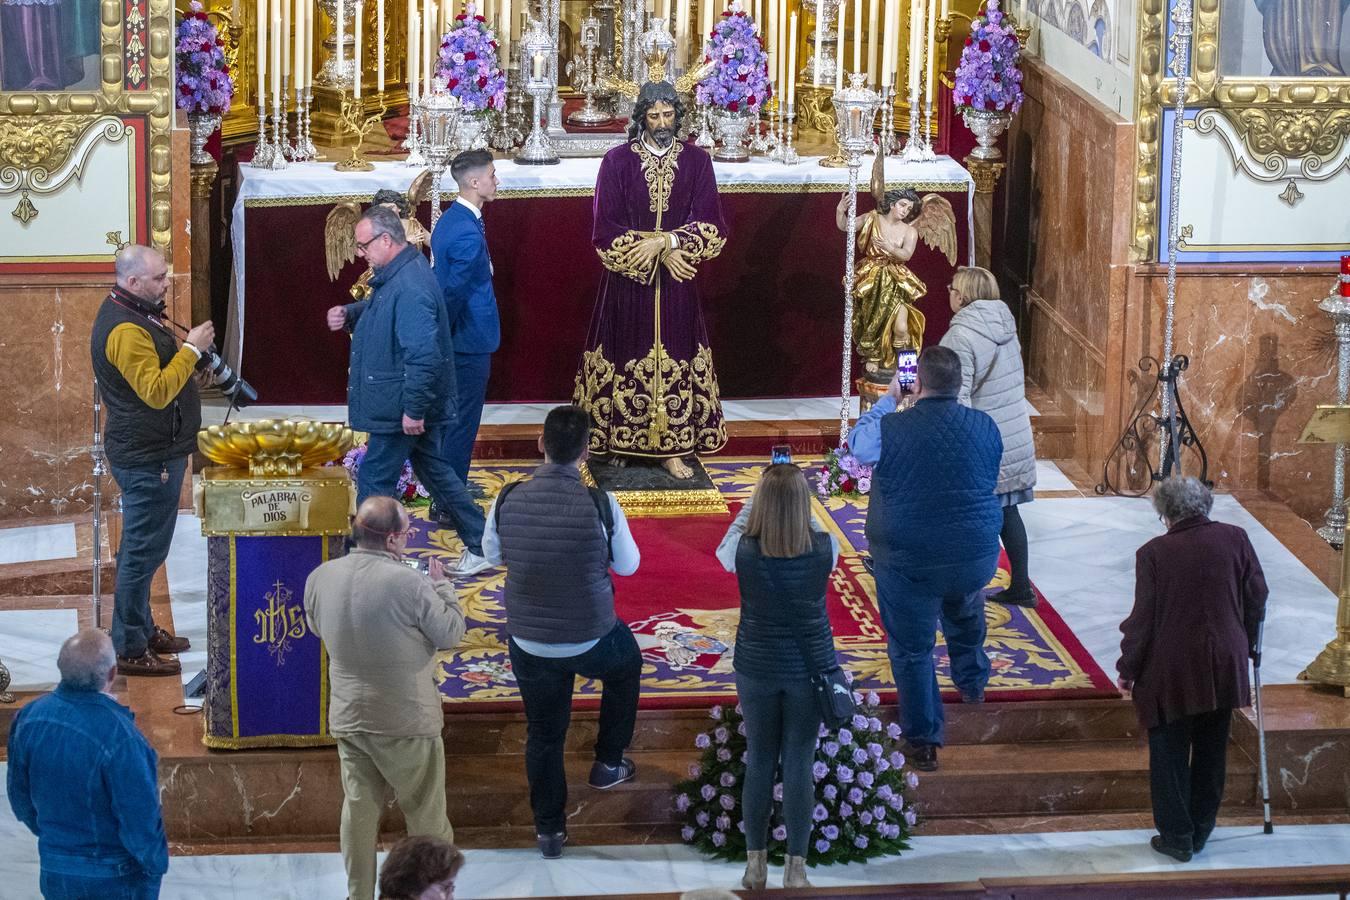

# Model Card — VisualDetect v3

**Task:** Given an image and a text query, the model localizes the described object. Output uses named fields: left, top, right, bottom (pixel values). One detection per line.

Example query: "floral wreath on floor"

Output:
left=673, top=690, right=917, bottom=865
left=817, top=445, right=872, bottom=499
left=340, top=443, right=430, bottom=507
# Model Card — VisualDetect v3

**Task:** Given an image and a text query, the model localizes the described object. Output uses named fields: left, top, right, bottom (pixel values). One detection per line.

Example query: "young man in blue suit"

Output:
left=430, top=149, right=501, bottom=506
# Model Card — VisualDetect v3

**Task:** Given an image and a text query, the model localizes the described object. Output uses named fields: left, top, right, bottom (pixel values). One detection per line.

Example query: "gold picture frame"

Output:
left=1129, top=0, right=1350, bottom=261
left=0, top=0, right=176, bottom=257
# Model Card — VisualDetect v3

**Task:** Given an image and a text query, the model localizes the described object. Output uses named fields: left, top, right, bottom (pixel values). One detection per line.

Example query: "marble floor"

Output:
left=0, top=764, right=1344, bottom=900
left=0, top=522, right=76, bottom=566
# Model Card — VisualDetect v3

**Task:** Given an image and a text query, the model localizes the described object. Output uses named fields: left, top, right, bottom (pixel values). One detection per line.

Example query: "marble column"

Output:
left=189, top=160, right=219, bottom=328
left=965, top=156, right=1004, bottom=269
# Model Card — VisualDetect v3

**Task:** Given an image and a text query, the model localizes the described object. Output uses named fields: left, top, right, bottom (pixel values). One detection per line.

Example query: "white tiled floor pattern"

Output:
left=0, top=523, right=77, bottom=566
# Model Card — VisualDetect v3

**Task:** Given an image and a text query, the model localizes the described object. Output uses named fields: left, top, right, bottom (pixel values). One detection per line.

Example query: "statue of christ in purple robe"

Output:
left=572, top=80, right=728, bottom=480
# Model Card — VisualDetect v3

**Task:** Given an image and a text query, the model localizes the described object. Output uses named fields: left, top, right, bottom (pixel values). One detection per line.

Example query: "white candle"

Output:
left=531, top=51, right=544, bottom=80
left=881, top=0, right=895, bottom=85
left=255, top=0, right=267, bottom=105
left=701, top=0, right=713, bottom=46
left=280, top=0, right=290, bottom=77
left=907, top=0, right=919, bottom=97
left=834, top=0, right=844, bottom=90
left=354, top=2, right=363, bottom=97
left=337, top=0, right=345, bottom=73
left=409, top=11, right=419, bottom=101
left=940, top=0, right=948, bottom=15
left=377, top=0, right=386, bottom=91
left=867, top=0, right=878, bottom=83
left=780, top=0, right=788, bottom=90
left=439, top=0, right=450, bottom=37
left=676, top=0, right=690, bottom=66
left=425, top=0, right=434, bottom=92
left=852, top=0, right=861, bottom=74
left=293, top=0, right=304, bottom=96
left=812, top=0, right=823, bottom=86
left=661, top=0, right=670, bottom=23
left=500, top=0, right=511, bottom=69
left=787, top=12, right=796, bottom=106
left=1017, top=0, right=1026, bottom=21
left=271, top=13, right=282, bottom=100
left=300, top=0, right=310, bottom=91
left=925, top=0, right=936, bottom=103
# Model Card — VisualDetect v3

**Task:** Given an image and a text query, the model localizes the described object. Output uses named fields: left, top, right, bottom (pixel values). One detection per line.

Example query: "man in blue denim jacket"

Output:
left=7, top=629, right=169, bottom=899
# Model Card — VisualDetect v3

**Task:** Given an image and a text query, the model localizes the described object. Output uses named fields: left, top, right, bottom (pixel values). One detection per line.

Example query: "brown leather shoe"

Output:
left=148, top=626, right=190, bottom=654
left=117, top=649, right=182, bottom=677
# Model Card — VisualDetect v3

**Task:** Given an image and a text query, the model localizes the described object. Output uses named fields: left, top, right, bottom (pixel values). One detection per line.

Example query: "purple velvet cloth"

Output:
left=1, top=0, right=83, bottom=91
left=573, top=139, right=729, bottom=459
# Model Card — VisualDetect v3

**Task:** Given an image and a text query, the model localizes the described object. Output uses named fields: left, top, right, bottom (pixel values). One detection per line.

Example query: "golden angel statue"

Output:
left=324, top=172, right=434, bottom=299
left=837, top=150, right=958, bottom=374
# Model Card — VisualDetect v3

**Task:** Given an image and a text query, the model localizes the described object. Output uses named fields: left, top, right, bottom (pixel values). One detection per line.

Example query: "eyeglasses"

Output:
left=354, top=233, right=386, bottom=256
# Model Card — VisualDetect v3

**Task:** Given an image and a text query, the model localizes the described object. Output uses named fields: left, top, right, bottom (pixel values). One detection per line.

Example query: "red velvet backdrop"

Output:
left=239, top=183, right=970, bottom=404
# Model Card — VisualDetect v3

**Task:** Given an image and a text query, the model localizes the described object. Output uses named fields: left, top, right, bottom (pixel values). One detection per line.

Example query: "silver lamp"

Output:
left=418, top=78, right=463, bottom=228
left=832, top=72, right=882, bottom=444
left=516, top=18, right=561, bottom=164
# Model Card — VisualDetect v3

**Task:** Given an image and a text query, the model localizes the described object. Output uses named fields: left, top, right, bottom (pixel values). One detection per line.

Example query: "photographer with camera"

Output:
left=90, top=245, right=210, bottom=676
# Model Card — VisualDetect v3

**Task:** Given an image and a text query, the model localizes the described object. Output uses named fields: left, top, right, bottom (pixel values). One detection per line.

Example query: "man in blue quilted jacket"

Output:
left=848, top=346, right=1003, bottom=771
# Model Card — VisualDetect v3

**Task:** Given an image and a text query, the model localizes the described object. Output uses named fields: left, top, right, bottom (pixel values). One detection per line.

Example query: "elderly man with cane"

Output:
left=1118, top=476, right=1269, bottom=862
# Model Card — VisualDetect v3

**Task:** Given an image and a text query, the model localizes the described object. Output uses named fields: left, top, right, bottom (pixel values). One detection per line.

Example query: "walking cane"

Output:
left=1252, top=619, right=1273, bottom=834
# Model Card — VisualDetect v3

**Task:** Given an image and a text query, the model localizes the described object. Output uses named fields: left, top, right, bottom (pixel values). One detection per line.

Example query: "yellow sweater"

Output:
left=105, top=322, right=199, bottom=410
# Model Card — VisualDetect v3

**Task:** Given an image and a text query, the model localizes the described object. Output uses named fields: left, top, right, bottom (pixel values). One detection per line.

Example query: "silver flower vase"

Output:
left=454, top=111, right=492, bottom=152
left=187, top=112, right=222, bottom=166
left=961, top=108, right=1012, bottom=161
left=711, top=109, right=752, bottom=162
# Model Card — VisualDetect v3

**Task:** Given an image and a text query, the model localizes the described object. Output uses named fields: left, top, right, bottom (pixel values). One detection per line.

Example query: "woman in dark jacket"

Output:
left=717, top=463, right=838, bottom=891
left=1118, top=476, right=1268, bottom=863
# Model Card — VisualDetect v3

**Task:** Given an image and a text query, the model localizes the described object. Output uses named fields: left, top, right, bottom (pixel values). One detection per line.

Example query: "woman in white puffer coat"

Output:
left=939, top=266, right=1039, bottom=607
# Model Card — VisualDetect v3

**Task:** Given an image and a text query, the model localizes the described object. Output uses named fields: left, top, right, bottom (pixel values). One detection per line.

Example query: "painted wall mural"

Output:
left=1029, top=0, right=1114, bottom=59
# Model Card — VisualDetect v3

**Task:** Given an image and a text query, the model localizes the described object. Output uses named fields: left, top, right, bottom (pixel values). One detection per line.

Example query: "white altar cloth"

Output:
left=226, top=154, right=974, bottom=367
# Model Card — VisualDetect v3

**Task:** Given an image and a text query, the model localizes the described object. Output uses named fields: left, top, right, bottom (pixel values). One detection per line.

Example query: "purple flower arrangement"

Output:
left=435, top=2, right=507, bottom=112
left=951, top=0, right=1023, bottom=114
left=175, top=1, right=234, bottom=115
left=817, top=446, right=872, bottom=499
left=672, top=693, right=916, bottom=865
left=340, top=444, right=430, bottom=506
left=695, top=1, right=772, bottom=114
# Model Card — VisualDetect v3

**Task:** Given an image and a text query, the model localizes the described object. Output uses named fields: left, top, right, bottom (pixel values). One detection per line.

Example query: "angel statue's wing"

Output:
left=869, top=145, right=886, bottom=207
left=406, top=169, right=434, bottom=210
left=914, top=193, right=958, bottom=266
left=323, top=201, right=363, bottom=282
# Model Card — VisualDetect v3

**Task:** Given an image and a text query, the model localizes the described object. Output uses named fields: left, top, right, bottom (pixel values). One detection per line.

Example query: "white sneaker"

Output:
left=452, top=550, right=492, bottom=577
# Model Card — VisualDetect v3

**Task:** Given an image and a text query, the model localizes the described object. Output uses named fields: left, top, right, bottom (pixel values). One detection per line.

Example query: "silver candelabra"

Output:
left=1319, top=289, right=1350, bottom=546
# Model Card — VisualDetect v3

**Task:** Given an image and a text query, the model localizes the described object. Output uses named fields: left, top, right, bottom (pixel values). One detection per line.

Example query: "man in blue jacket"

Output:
left=7, top=629, right=169, bottom=898
left=326, top=206, right=488, bottom=576
left=849, top=346, right=1002, bottom=771
left=430, top=149, right=501, bottom=501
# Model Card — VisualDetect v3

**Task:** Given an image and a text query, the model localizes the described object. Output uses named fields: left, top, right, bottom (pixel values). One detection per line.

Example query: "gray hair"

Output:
left=57, top=628, right=116, bottom=692
left=1153, top=476, right=1213, bottom=523
left=113, top=244, right=162, bottom=285
left=360, top=205, right=407, bottom=245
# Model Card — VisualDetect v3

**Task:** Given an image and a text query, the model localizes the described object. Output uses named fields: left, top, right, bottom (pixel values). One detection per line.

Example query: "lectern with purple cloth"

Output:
left=194, top=421, right=355, bottom=749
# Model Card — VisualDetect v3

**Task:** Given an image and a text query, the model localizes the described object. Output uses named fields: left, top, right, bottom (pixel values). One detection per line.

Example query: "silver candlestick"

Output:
left=782, top=100, right=799, bottom=164
left=898, top=87, right=926, bottom=162
left=297, top=87, right=318, bottom=159
left=516, top=18, right=560, bottom=164
left=250, top=103, right=276, bottom=167
left=267, top=91, right=290, bottom=169
left=1319, top=290, right=1350, bottom=546
left=280, top=76, right=295, bottom=159
left=567, top=11, right=614, bottom=126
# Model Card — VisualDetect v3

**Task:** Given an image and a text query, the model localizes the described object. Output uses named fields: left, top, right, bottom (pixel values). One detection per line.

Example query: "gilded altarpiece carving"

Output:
left=1132, top=0, right=1350, bottom=263
left=0, top=0, right=175, bottom=270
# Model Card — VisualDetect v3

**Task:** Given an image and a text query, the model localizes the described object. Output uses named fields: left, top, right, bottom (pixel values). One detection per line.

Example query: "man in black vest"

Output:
left=90, top=245, right=213, bottom=676
left=482, top=405, right=643, bottom=859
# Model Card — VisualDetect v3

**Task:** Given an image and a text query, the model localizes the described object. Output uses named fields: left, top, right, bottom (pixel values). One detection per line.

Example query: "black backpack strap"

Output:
left=492, top=479, right=524, bottom=530
left=588, top=486, right=615, bottom=564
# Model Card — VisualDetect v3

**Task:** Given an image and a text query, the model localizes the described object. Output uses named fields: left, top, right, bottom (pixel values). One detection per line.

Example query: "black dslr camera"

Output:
left=195, top=345, right=258, bottom=407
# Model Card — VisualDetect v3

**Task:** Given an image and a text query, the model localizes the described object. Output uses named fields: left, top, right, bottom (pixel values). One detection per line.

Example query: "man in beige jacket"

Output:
left=304, top=496, right=466, bottom=900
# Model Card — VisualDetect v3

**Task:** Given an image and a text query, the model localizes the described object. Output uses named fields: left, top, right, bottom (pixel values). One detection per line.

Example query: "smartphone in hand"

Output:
left=771, top=444, right=793, bottom=465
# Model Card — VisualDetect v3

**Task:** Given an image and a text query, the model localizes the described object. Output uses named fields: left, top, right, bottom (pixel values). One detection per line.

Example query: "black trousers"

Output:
left=1147, top=708, right=1233, bottom=852
left=508, top=621, right=643, bottom=834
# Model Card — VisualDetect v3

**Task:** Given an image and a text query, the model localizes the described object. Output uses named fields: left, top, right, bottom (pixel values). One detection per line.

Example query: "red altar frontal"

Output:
left=225, top=155, right=973, bottom=405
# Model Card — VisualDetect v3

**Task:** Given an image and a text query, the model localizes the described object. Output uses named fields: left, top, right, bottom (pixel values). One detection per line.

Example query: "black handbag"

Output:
left=761, top=555, right=857, bottom=730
